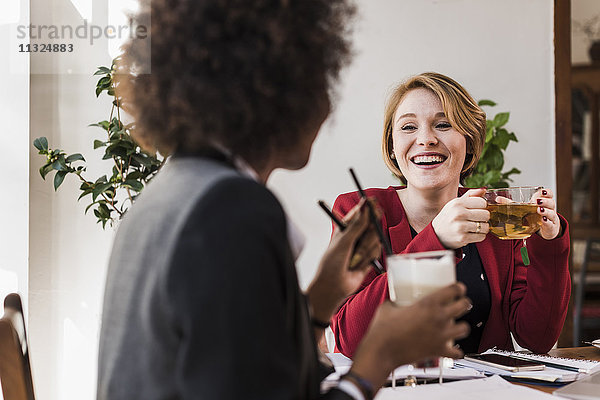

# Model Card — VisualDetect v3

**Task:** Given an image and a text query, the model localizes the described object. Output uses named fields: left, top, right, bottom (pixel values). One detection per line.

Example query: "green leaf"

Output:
left=85, top=200, right=103, bottom=214
left=66, top=153, right=85, bottom=163
left=79, top=181, right=92, bottom=190
left=95, top=86, right=103, bottom=97
left=105, top=143, right=128, bottom=158
left=92, top=183, right=113, bottom=201
left=39, top=163, right=54, bottom=179
left=478, top=99, right=497, bottom=107
left=486, top=146, right=504, bottom=171
left=507, top=132, right=518, bottom=143
left=492, top=128, right=511, bottom=150
left=132, top=154, right=153, bottom=168
left=501, top=167, right=521, bottom=179
left=97, top=203, right=111, bottom=219
left=95, top=175, right=108, bottom=184
left=493, top=181, right=510, bottom=188
left=33, top=137, right=49, bottom=151
left=90, top=121, right=110, bottom=131
left=54, top=171, right=67, bottom=190
left=78, top=189, right=93, bottom=201
left=464, top=174, right=483, bottom=188
left=93, top=140, right=106, bottom=149
left=51, top=159, right=66, bottom=171
left=485, top=126, right=494, bottom=143
left=97, top=76, right=111, bottom=86
left=94, top=66, right=111, bottom=75
left=493, top=112, right=510, bottom=128
left=123, top=180, right=144, bottom=192
left=126, top=171, right=143, bottom=180
left=483, top=170, right=502, bottom=186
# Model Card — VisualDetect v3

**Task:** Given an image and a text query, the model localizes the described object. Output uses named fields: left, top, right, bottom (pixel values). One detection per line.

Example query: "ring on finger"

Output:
left=475, top=221, right=481, bottom=234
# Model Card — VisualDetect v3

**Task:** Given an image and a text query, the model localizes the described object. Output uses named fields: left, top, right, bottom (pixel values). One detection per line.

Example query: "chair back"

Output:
left=0, top=293, right=35, bottom=400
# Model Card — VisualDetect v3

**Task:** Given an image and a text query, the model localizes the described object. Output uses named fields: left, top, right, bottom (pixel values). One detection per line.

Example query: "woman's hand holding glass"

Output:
left=532, top=188, right=561, bottom=240
left=431, top=188, right=490, bottom=249
left=350, top=283, right=471, bottom=391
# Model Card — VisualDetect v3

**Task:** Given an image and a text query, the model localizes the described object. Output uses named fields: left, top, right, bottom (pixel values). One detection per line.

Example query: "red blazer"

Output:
left=331, top=186, right=571, bottom=357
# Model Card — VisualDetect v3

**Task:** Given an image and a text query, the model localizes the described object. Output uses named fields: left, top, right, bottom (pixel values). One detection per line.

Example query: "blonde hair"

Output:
left=382, top=72, right=486, bottom=183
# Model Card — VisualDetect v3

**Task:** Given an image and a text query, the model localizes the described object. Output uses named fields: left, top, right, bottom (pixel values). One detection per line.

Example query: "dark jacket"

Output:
left=97, top=156, right=351, bottom=399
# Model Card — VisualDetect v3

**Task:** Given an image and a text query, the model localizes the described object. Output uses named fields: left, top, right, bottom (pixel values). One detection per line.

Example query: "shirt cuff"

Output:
left=337, top=379, right=366, bottom=400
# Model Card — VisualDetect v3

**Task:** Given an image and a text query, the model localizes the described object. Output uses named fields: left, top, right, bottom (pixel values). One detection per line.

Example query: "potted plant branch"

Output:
left=463, top=99, right=520, bottom=188
left=34, top=58, right=164, bottom=228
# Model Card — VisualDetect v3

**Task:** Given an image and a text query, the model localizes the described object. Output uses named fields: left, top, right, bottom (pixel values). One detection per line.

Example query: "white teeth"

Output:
left=412, top=155, right=445, bottom=164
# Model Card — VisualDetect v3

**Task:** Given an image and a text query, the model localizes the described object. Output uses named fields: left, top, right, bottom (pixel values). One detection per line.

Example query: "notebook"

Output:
left=483, top=348, right=600, bottom=375
left=455, top=357, right=579, bottom=383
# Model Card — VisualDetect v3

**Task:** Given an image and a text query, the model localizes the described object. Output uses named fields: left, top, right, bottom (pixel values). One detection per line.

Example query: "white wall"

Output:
left=269, top=0, right=556, bottom=288
left=28, top=1, right=125, bottom=399
left=25, top=0, right=556, bottom=399
left=0, top=0, right=29, bottom=310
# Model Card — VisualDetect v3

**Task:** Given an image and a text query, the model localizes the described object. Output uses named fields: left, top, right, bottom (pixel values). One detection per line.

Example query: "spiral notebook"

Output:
left=483, top=348, right=600, bottom=374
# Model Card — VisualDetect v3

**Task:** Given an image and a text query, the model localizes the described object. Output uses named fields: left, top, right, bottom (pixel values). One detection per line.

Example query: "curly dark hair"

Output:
left=119, top=0, right=355, bottom=167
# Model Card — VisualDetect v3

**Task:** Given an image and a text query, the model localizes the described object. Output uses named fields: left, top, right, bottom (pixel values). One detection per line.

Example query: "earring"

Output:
left=390, top=153, right=396, bottom=160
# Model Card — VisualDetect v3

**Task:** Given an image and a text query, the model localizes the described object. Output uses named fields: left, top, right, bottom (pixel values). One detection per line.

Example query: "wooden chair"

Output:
left=0, top=293, right=35, bottom=400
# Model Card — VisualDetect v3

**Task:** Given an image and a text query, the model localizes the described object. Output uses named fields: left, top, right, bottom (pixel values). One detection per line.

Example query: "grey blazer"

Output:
left=97, top=156, right=352, bottom=399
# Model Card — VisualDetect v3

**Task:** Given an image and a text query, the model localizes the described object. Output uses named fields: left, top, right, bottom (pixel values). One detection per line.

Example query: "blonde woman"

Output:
left=331, top=72, right=570, bottom=357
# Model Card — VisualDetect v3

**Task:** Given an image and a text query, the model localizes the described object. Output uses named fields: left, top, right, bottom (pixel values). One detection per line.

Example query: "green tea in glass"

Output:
left=484, top=186, right=543, bottom=265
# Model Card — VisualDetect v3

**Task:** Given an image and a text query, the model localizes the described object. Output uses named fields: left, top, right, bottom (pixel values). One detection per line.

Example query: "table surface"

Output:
left=512, top=346, right=600, bottom=393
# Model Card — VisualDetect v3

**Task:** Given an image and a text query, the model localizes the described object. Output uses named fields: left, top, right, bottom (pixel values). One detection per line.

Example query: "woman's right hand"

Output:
left=431, top=188, right=490, bottom=249
left=307, top=198, right=382, bottom=324
left=349, top=283, right=471, bottom=391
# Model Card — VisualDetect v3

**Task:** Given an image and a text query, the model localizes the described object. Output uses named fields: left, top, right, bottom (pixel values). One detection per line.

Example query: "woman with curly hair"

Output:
left=97, top=2, right=471, bottom=399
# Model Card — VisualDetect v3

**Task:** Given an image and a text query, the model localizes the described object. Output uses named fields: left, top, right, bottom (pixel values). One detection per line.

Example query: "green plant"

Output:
left=463, top=99, right=520, bottom=188
left=34, top=58, right=164, bottom=228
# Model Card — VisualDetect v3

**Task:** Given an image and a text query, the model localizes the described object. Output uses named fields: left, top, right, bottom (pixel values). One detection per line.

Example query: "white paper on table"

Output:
left=324, top=353, right=484, bottom=382
left=374, top=375, right=556, bottom=400
left=388, top=363, right=485, bottom=380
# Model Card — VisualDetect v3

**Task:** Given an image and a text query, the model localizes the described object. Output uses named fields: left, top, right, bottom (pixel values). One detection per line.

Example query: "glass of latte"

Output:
left=387, top=250, right=456, bottom=387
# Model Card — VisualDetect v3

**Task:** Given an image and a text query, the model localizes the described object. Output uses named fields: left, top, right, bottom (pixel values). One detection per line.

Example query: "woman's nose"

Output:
left=416, top=126, right=438, bottom=146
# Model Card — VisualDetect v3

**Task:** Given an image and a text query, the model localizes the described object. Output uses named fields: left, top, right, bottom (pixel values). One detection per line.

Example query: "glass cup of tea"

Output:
left=484, top=186, right=543, bottom=240
left=484, top=186, right=544, bottom=266
left=387, top=250, right=456, bottom=387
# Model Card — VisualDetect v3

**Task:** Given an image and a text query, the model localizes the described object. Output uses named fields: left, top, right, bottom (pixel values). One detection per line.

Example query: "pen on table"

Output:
left=317, top=200, right=384, bottom=275
left=348, top=168, right=393, bottom=256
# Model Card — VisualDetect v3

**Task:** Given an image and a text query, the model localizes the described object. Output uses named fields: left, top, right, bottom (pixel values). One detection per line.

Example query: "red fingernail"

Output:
left=537, top=199, right=543, bottom=205
left=540, top=207, right=545, bottom=212
left=542, top=190, right=547, bottom=196
left=543, top=216, right=548, bottom=221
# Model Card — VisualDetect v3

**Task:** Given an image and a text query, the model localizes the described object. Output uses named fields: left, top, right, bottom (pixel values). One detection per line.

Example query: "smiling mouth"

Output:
left=411, top=154, right=447, bottom=166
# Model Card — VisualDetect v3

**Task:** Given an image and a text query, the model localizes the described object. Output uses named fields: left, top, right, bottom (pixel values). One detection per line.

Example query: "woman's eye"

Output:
left=401, top=125, right=417, bottom=132
left=436, top=122, right=452, bottom=129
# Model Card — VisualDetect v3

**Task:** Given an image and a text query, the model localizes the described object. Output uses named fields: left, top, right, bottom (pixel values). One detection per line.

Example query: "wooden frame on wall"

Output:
left=555, top=0, right=573, bottom=347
